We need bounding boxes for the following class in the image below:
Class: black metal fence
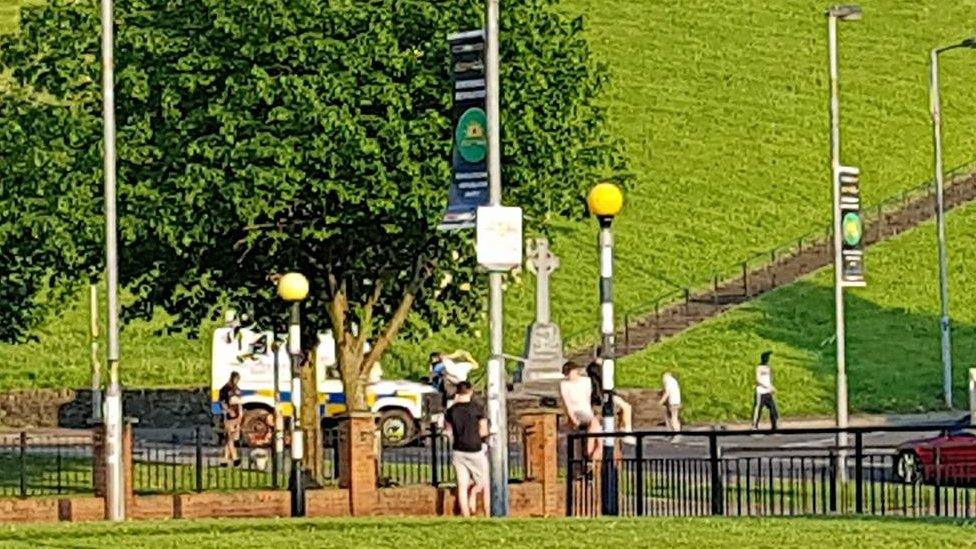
[0,431,94,497]
[0,421,529,498]
[379,423,526,487]
[567,424,976,519]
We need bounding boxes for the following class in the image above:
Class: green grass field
[0,517,973,548]
[2,0,976,401]
[618,201,976,422]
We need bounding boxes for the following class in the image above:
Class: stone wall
[0,387,212,429]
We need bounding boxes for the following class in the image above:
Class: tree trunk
[339,343,369,412]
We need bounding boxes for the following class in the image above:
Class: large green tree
[0,0,622,410]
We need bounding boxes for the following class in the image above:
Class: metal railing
[132,426,343,494]
[567,423,976,519]
[0,431,94,497]
[379,423,526,487]
[564,160,976,354]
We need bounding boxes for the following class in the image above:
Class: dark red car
[895,423,976,484]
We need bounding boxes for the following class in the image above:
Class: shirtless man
[559,361,601,462]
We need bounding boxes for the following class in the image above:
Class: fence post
[709,432,723,516]
[430,422,440,487]
[271,426,279,490]
[654,301,661,342]
[195,426,203,493]
[635,434,645,516]
[828,449,837,513]
[935,447,942,516]
[742,262,748,296]
[19,431,27,498]
[854,432,863,514]
[565,434,574,517]
[712,275,719,305]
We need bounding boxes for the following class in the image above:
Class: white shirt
[662,374,681,406]
[559,376,593,416]
[755,365,773,395]
[442,357,475,383]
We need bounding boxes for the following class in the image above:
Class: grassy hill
[2,0,976,397]
[618,201,976,423]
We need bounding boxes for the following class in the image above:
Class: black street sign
[438,29,489,231]
[837,165,865,287]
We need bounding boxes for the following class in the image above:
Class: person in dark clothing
[444,381,489,517]
[586,356,636,445]
[219,371,243,465]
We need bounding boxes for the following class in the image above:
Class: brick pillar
[338,413,377,516]
[123,422,134,509]
[518,409,560,516]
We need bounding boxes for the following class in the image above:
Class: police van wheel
[242,408,274,448]
[379,409,416,448]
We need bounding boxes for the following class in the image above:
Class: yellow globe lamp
[587,183,624,218]
[277,272,310,302]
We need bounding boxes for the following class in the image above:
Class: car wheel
[379,409,417,448]
[241,408,274,448]
[895,451,923,484]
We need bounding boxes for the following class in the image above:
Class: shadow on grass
[745,281,976,415]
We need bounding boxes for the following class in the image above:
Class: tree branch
[360,253,431,376]
[354,280,383,354]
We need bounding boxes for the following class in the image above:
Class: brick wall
[306,488,350,517]
[0,498,59,523]
[174,491,290,519]
[58,498,105,522]
[130,495,175,521]
[0,409,564,524]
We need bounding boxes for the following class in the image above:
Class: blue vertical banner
[439,30,490,231]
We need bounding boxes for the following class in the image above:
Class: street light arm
[936,37,976,55]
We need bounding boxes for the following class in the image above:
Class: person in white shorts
[560,361,601,462]
[660,371,682,441]
[444,381,489,517]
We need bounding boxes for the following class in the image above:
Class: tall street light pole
[826,4,861,479]
[930,37,976,410]
[100,0,125,522]
[485,0,510,517]
[278,273,309,517]
[587,183,623,516]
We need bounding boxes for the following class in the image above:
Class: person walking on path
[444,381,490,517]
[752,350,779,430]
[659,371,682,441]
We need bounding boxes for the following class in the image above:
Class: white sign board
[476,206,523,271]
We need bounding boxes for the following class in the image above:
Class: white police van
[211,324,442,447]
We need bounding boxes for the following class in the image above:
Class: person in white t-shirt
[659,372,682,437]
[560,361,601,462]
[752,350,779,430]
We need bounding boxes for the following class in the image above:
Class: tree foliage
[0,0,623,410]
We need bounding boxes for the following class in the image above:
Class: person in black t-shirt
[444,381,489,517]
[587,355,636,445]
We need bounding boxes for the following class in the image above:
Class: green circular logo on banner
[455,107,488,163]
[842,212,863,247]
